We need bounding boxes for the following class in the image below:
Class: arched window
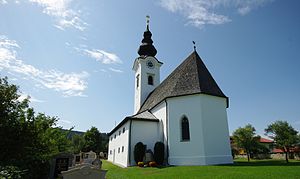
[148,75,153,85]
[181,116,190,141]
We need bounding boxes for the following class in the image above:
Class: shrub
[0,166,25,179]
[137,162,144,167]
[134,142,146,164]
[154,141,164,165]
[149,161,157,167]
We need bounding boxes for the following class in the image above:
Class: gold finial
[146,15,150,30]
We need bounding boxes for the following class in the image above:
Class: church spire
[137,15,157,57]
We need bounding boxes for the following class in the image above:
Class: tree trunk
[247,152,250,162]
[285,147,289,163]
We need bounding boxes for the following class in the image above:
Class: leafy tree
[71,134,85,153]
[83,126,102,153]
[265,120,299,163]
[100,133,109,153]
[0,76,72,178]
[232,124,260,162]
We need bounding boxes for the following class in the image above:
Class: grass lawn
[102,159,300,179]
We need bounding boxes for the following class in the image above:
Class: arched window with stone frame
[181,116,190,141]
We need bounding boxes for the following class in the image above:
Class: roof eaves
[108,111,159,136]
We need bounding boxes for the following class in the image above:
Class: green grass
[102,159,300,179]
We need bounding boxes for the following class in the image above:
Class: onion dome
[137,16,157,57]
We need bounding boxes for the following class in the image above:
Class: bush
[134,142,146,164]
[149,161,157,167]
[154,141,164,165]
[0,166,25,179]
[137,162,144,167]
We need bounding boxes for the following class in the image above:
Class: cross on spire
[137,15,157,57]
[146,15,150,30]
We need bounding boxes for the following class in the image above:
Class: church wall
[151,101,167,161]
[167,94,232,165]
[167,95,206,165]
[200,94,233,165]
[130,120,160,165]
[107,121,130,167]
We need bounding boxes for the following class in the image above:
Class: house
[107,19,233,167]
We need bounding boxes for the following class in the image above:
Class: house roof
[108,110,159,136]
[260,137,273,143]
[139,51,228,112]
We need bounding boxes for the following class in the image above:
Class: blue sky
[1,0,300,136]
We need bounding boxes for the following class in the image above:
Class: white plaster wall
[130,120,160,165]
[134,63,142,113]
[107,122,130,167]
[151,101,167,161]
[200,95,233,165]
[167,94,232,165]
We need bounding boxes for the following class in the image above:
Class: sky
[1,0,300,136]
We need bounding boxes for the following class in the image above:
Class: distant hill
[62,129,109,144]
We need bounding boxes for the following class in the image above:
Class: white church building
[107,20,233,167]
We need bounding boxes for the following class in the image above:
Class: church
[107,19,233,167]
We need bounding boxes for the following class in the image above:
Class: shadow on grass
[156,165,176,169]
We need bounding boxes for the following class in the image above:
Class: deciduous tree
[265,120,299,163]
[233,124,260,162]
[83,126,102,153]
[0,76,72,178]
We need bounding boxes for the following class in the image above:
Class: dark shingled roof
[139,51,228,112]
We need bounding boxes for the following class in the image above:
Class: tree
[0,76,72,178]
[71,134,85,153]
[265,120,299,163]
[232,124,260,162]
[83,126,102,153]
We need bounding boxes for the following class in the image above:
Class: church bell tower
[133,16,163,114]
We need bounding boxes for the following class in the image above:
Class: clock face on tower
[146,60,154,69]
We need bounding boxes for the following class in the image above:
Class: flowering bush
[137,162,144,167]
[149,161,157,167]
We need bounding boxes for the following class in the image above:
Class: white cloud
[59,119,71,124]
[109,67,123,73]
[0,35,89,97]
[238,6,251,15]
[0,0,7,5]
[84,49,122,64]
[159,0,273,28]
[74,46,122,64]
[29,0,87,31]
[57,119,73,129]
[18,93,45,103]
